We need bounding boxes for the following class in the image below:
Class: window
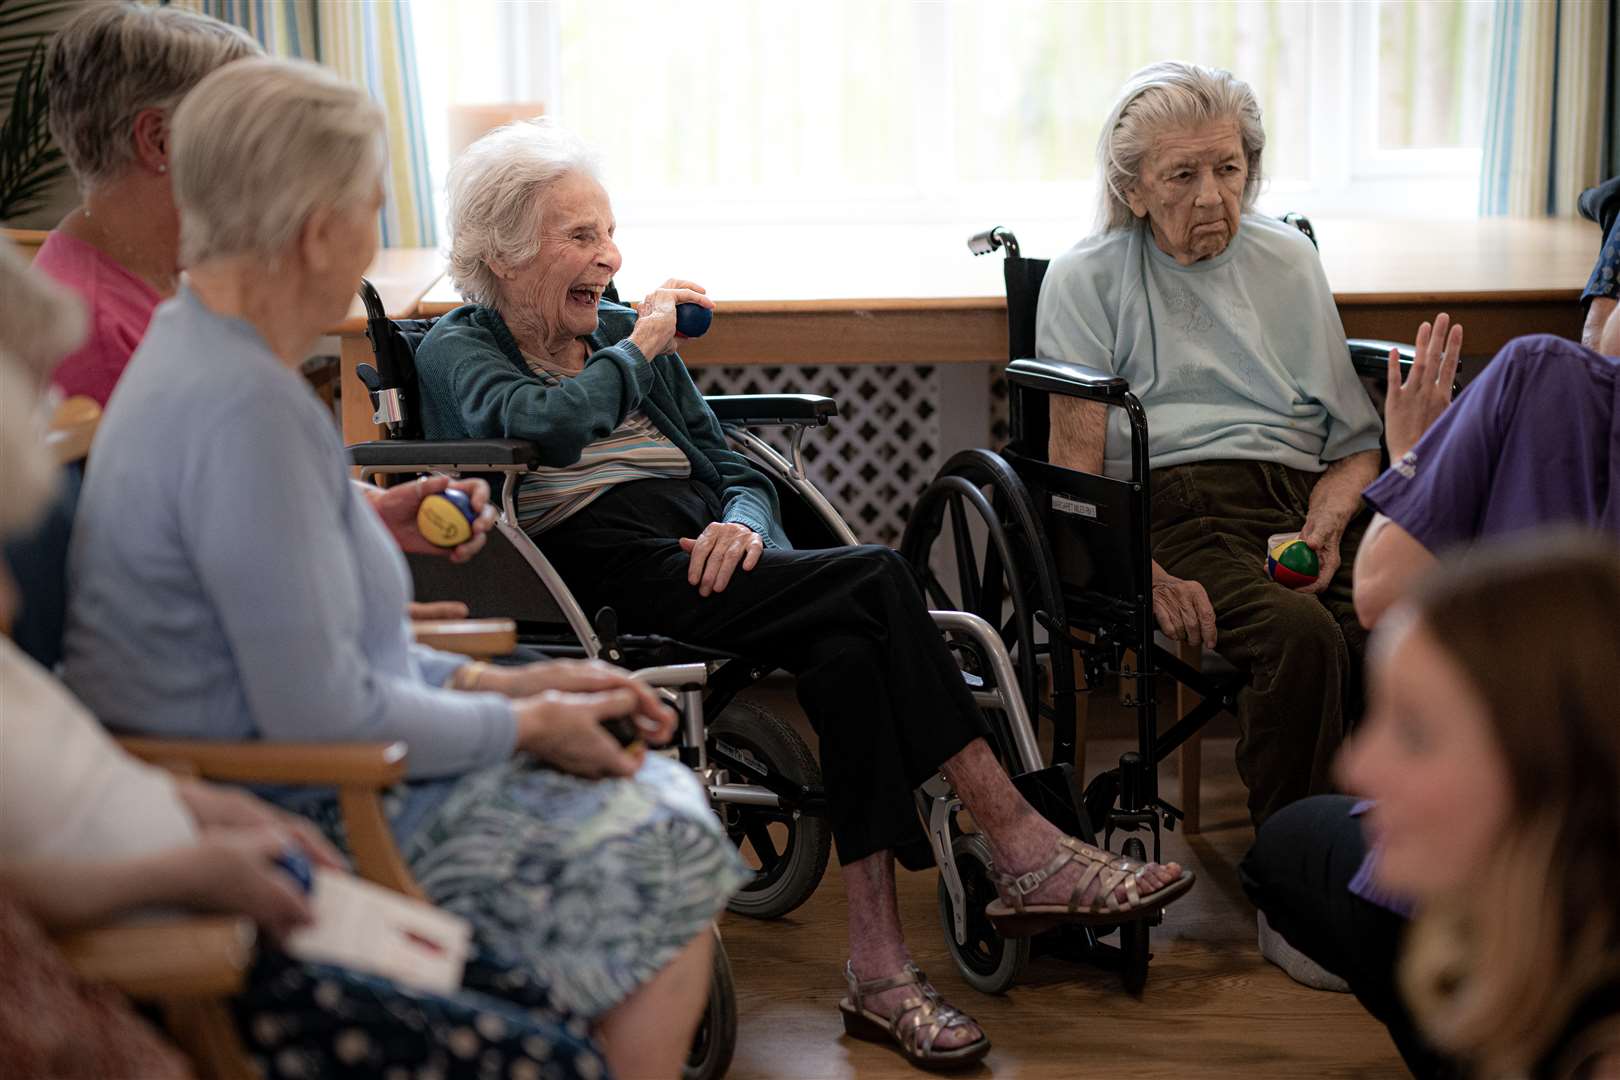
[412,0,1497,232]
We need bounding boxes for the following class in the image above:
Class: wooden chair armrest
[117,738,408,786]
[412,618,517,657]
[55,917,256,1000]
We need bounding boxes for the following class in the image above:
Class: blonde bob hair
[45,2,260,191]
[1397,532,1620,1077]
[445,118,601,309]
[1094,60,1266,234]
[170,58,385,266]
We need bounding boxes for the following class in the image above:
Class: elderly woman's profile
[414,117,1196,1067]
[1038,61,1388,831]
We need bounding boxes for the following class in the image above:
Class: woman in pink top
[35,3,259,406]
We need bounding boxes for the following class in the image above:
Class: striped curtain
[1479,0,1613,217]
[164,0,436,247]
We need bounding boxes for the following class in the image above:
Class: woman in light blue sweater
[61,59,742,1080]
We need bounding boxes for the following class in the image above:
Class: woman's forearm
[0,850,205,931]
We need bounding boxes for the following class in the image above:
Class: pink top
[33,231,163,407]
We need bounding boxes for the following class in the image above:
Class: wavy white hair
[1094,61,1266,234]
[445,118,602,309]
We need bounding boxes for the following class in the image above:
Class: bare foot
[849,962,984,1052]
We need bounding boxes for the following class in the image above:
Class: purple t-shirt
[1349,334,1618,914]
[1363,333,1619,547]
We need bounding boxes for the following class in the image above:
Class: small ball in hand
[1266,538,1320,588]
[417,487,476,548]
[675,303,712,339]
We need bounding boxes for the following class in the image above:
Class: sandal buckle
[1012,869,1045,895]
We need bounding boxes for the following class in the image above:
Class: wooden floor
[717,721,1407,1079]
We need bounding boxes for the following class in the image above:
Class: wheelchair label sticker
[1052,494,1099,519]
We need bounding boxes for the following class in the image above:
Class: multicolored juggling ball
[1266,537,1320,588]
[417,487,477,548]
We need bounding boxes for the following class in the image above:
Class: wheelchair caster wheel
[710,701,831,920]
[1118,837,1151,994]
[938,833,1030,995]
[684,930,737,1080]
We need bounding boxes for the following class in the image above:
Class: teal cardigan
[415,301,788,549]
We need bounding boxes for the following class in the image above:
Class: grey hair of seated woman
[1094,60,1267,233]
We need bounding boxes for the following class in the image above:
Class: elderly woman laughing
[416,119,1195,1069]
[1039,62,1387,830]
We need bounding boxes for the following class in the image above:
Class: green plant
[0,0,71,221]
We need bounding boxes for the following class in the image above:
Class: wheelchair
[897,217,1423,995]
[344,279,1089,1065]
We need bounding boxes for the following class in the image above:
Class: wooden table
[333,247,446,449]
[360,217,1599,448]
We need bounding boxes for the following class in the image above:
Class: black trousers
[540,479,989,866]
[1239,795,1460,1078]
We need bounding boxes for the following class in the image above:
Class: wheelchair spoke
[947,496,982,614]
[743,819,785,875]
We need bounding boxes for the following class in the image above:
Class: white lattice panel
[695,365,940,546]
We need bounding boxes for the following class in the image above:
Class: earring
[158,164,167,174]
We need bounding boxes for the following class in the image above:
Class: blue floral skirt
[399,753,747,1018]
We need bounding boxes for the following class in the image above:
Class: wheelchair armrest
[1348,339,1416,381]
[1006,357,1131,401]
[348,439,542,469]
[705,394,838,426]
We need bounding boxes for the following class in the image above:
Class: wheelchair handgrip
[1006,357,1130,400]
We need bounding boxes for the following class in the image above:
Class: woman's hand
[481,659,675,730]
[173,777,346,871]
[187,825,318,941]
[364,476,497,564]
[1385,313,1463,463]
[680,521,763,596]
[513,688,660,779]
[629,278,714,360]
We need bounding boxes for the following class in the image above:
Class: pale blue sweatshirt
[63,288,516,791]
[1035,213,1383,479]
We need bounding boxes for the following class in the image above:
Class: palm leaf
[0,37,64,220]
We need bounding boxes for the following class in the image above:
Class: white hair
[170,58,385,266]
[1094,61,1266,233]
[0,241,87,537]
[45,2,261,191]
[446,118,602,308]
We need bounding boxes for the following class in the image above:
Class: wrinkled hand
[1385,313,1462,463]
[190,826,318,940]
[629,278,713,360]
[514,688,654,779]
[680,521,763,596]
[1296,516,1346,595]
[1150,561,1217,647]
[485,659,676,741]
[174,778,346,871]
[367,476,496,564]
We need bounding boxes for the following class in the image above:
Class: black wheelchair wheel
[937,832,1030,995]
[709,700,831,920]
[684,930,737,1080]
[899,448,1077,767]
[1118,837,1151,994]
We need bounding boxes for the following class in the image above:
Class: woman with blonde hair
[1334,532,1620,1077]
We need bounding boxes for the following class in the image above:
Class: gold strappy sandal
[985,835,1195,937]
[838,961,990,1071]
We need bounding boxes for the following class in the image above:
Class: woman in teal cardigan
[419,119,1196,1071]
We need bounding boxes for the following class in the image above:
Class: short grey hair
[170,58,385,266]
[45,2,261,191]
[1095,61,1266,233]
[0,241,86,537]
[446,118,601,308]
